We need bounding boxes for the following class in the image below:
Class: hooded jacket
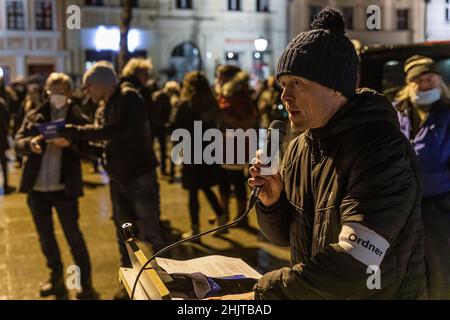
[254,88,426,299]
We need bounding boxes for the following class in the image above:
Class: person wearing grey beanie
[214,8,426,300]
[61,60,169,300]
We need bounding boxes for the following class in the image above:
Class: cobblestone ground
[0,159,290,300]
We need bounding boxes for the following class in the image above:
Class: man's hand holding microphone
[248,149,283,208]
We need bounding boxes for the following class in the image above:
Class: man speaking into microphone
[218,8,427,300]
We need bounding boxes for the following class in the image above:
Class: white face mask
[50,94,67,109]
[411,87,441,106]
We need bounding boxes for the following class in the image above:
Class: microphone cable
[130,192,260,300]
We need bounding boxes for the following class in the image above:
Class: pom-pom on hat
[276,7,359,98]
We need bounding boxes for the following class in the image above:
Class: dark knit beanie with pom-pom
[276,7,359,98]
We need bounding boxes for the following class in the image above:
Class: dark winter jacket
[0,98,9,152]
[254,88,426,299]
[172,100,220,189]
[15,101,91,197]
[61,80,158,184]
[396,98,450,198]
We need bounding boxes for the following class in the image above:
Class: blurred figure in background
[395,55,450,300]
[215,65,257,228]
[0,93,13,194]
[257,76,284,128]
[120,58,163,172]
[172,71,226,239]
[72,87,102,173]
[15,73,98,299]
[152,81,180,176]
[164,81,181,183]
[9,78,27,138]
[61,61,168,300]
[0,76,16,194]
[14,76,45,168]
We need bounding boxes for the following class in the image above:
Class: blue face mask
[411,87,441,106]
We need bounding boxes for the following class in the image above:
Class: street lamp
[254,37,269,81]
[254,37,268,52]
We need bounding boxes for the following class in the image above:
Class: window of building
[229,0,241,11]
[341,6,353,30]
[256,0,269,12]
[176,0,192,9]
[396,9,409,30]
[309,5,322,26]
[35,0,53,30]
[6,0,25,30]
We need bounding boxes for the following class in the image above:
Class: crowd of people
[0,55,286,300]
[0,7,449,301]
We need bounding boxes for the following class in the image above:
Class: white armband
[338,223,390,267]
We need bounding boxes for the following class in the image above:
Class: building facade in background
[289,0,428,46]
[427,0,450,40]
[1,1,448,84]
[65,0,289,85]
[0,0,68,83]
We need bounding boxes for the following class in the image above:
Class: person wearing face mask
[395,55,450,300]
[15,73,99,300]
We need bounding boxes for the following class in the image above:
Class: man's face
[86,83,106,103]
[47,83,71,99]
[279,75,341,132]
[410,73,441,92]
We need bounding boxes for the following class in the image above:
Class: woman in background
[172,71,226,239]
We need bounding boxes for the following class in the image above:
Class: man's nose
[281,89,294,103]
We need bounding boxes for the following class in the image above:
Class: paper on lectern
[155,255,262,279]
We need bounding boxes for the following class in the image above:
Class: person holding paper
[215,8,427,300]
[15,73,98,300]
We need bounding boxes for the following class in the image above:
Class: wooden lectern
[118,223,171,300]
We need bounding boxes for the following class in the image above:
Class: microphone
[128,120,287,299]
[249,120,287,209]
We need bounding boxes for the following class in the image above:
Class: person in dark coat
[395,55,450,300]
[0,95,13,194]
[120,58,164,174]
[214,8,426,300]
[172,71,226,238]
[15,73,98,299]
[152,81,180,176]
[60,61,168,300]
[215,65,257,228]
[14,76,46,168]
